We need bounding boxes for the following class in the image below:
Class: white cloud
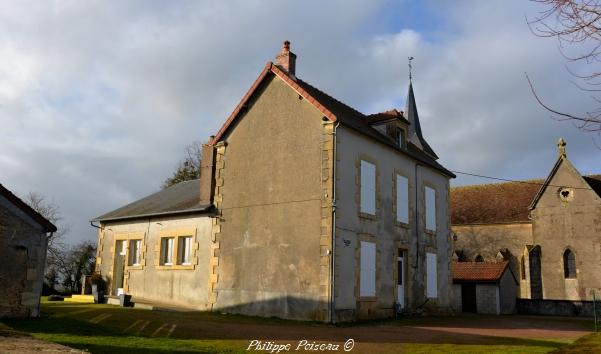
[0,0,599,244]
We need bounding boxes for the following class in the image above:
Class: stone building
[0,183,57,318]
[94,41,455,322]
[452,139,601,301]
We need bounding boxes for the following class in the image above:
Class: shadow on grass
[1,301,588,353]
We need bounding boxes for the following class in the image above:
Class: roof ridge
[451,178,545,190]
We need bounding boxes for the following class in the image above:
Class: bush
[89,273,106,291]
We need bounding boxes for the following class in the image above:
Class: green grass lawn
[0,298,597,354]
[552,332,601,353]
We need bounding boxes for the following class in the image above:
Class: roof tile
[453,261,509,282]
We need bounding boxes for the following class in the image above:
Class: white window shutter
[396,175,409,223]
[360,161,376,214]
[360,241,376,297]
[425,186,436,231]
[426,252,438,298]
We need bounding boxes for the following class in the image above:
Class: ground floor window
[360,241,376,297]
[128,239,141,266]
[177,236,192,265]
[160,237,174,265]
[426,252,438,298]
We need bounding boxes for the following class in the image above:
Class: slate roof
[405,82,438,159]
[211,62,455,178]
[295,78,454,177]
[453,261,509,283]
[93,179,212,222]
[0,183,57,232]
[451,174,601,225]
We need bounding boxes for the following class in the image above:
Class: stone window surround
[355,233,379,302]
[356,155,380,221]
[392,169,411,228]
[155,228,198,270]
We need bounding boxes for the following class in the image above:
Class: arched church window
[563,249,576,279]
[475,255,484,262]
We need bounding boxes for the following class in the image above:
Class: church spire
[405,81,438,159]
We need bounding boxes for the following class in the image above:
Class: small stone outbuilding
[451,261,517,315]
[0,183,57,318]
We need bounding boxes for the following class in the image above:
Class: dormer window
[396,127,406,148]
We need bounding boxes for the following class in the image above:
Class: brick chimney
[199,140,216,205]
[275,40,296,76]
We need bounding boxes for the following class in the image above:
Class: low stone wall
[517,298,598,317]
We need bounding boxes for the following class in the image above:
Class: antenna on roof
[408,56,414,81]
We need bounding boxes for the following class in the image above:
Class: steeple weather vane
[408,56,414,81]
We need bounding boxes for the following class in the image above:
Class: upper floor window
[425,186,436,231]
[396,175,409,223]
[360,160,376,215]
[563,249,576,279]
[396,128,406,148]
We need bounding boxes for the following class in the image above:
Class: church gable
[530,139,601,211]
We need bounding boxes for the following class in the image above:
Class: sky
[1,0,600,245]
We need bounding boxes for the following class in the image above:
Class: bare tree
[25,192,69,257]
[162,141,203,189]
[24,192,69,293]
[527,0,601,133]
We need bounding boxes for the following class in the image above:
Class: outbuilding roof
[0,183,57,233]
[93,179,212,222]
[452,261,510,283]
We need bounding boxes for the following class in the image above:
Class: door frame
[395,248,408,311]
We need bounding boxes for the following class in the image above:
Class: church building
[452,139,601,301]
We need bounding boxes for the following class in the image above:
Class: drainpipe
[330,121,340,324]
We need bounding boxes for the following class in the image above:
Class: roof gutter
[92,206,214,223]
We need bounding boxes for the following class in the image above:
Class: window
[360,241,376,297]
[397,128,406,148]
[475,254,484,262]
[177,236,192,265]
[128,239,141,266]
[360,160,376,215]
[160,237,174,265]
[563,249,576,278]
[425,186,436,231]
[426,252,437,298]
[396,175,409,224]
